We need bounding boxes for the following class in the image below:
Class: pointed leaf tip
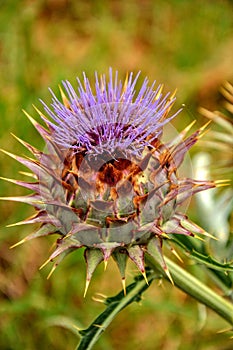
[84,248,104,296]
[10,238,26,249]
[39,257,51,270]
[47,264,57,279]
[84,279,90,298]
[104,260,108,271]
[122,278,126,296]
[123,72,129,93]
[180,120,197,138]
[169,88,177,101]
[128,245,146,278]
[112,249,128,283]
[147,237,167,271]
[142,271,149,285]
[170,247,184,263]
[59,85,70,108]
[200,120,212,132]
[164,267,174,285]
[155,84,164,101]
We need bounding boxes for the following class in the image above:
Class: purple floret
[40,68,180,157]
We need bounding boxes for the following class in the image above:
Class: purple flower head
[40,68,180,158]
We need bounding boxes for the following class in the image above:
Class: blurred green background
[0,1,232,349]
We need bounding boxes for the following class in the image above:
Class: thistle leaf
[171,235,233,272]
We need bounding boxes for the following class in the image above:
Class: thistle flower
[1,69,217,295]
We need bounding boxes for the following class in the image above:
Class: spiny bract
[2,69,217,295]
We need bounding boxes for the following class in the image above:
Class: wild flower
[1,69,217,295]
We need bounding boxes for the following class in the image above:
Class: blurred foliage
[0,1,233,349]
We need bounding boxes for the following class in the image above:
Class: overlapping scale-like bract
[1,69,217,295]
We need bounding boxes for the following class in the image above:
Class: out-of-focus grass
[0,1,233,349]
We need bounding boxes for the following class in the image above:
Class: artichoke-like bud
[1,69,217,295]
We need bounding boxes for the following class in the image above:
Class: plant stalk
[76,271,157,350]
[146,254,233,325]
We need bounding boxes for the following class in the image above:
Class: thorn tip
[122,278,126,296]
[84,280,90,298]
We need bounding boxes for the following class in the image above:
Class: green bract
[1,70,217,295]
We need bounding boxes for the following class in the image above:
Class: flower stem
[146,254,233,325]
[76,271,157,350]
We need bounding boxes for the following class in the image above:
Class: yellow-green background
[0,1,232,349]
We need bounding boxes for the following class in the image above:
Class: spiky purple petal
[40,68,179,157]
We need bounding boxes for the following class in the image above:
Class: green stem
[146,254,233,325]
[76,256,232,350]
[76,272,157,350]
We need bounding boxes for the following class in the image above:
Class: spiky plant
[1,69,217,295]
